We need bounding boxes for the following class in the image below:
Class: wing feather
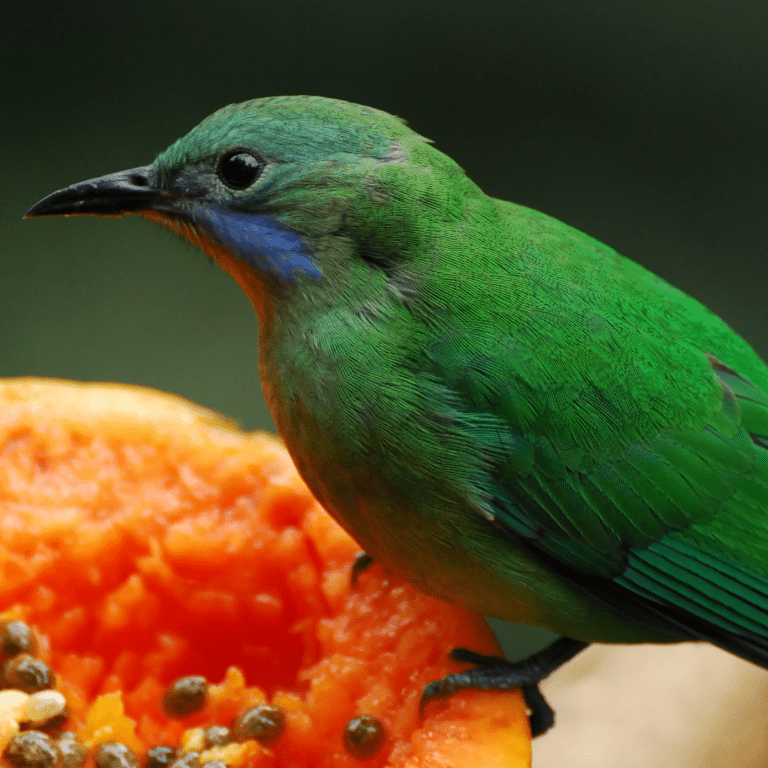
[482,352,768,659]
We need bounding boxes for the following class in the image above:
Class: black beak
[25,165,170,218]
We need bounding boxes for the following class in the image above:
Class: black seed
[162,676,208,718]
[168,752,199,768]
[3,731,62,768]
[56,733,86,768]
[0,621,37,659]
[3,655,55,692]
[343,715,385,760]
[202,726,230,748]
[231,704,285,746]
[22,712,69,734]
[144,746,177,768]
[94,742,138,768]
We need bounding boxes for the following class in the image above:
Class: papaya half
[0,379,530,768]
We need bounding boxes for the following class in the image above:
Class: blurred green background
[4,0,768,659]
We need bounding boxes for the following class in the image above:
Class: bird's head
[27,96,472,318]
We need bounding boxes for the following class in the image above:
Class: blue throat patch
[193,205,322,283]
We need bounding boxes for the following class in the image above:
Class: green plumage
[27,96,768,666]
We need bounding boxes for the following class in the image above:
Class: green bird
[27,96,768,734]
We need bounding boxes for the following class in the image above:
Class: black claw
[350,552,374,586]
[419,637,589,737]
[419,679,450,716]
[449,647,508,667]
[521,684,554,737]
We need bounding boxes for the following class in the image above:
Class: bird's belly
[261,358,674,645]
[344,491,676,644]
[282,433,672,644]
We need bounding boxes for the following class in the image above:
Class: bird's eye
[218,151,263,190]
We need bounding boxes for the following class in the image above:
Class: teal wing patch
[472,351,768,656]
[487,355,760,573]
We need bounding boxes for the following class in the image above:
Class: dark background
[3,2,768,657]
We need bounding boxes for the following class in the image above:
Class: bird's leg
[420,637,589,737]
[350,551,374,586]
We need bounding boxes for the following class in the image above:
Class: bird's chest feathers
[258,300,499,543]
[261,303,415,467]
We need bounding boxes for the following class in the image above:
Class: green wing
[443,344,768,661]
[495,358,768,572]
[424,203,768,662]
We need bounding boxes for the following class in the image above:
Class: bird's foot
[420,637,589,737]
[350,551,374,586]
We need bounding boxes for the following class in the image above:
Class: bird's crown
[155,95,422,176]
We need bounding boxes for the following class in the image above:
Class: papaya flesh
[0,379,530,768]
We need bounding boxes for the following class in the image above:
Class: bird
[26,96,768,735]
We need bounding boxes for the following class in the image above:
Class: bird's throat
[192,206,321,284]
